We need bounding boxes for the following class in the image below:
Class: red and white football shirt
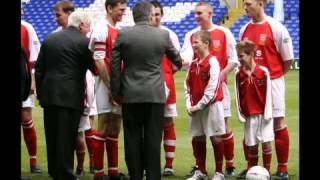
[160,26,181,105]
[21,20,40,69]
[239,16,294,79]
[180,25,238,83]
[185,55,223,110]
[89,20,119,75]
[235,65,273,122]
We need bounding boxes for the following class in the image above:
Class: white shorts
[189,102,226,137]
[22,95,35,108]
[244,115,274,146]
[271,76,285,118]
[85,71,98,117]
[164,103,177,118]
[78,115,91,132]
[222,82,231,118]
[95,76,121,115]
[89,96,98,116]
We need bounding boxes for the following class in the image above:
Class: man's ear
[107,5,113,13]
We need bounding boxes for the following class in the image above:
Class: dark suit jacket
[35,26,95,111]
[110,21,182,103]
[21,47,31,102]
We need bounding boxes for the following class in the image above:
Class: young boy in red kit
[184,30,225,180]
[235,40,274,178]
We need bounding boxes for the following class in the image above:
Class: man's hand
[187,106,199,116]
[220,70,227,82]
[31,72,37,97]
[108,92,121,106]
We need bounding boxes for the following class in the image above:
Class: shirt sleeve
[27,23,40,62]
[88,22,107,61]
[273,20,294,61]
[168,29,181,51]
[225,28,239,65]
[196,57,221,110]
[184,70,192,109]
[180,31,194,65]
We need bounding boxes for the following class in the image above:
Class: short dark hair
[53,0,75,13]
[150,0,163,16]
[236,40,256,55]
[132,1,153,23]
[193,30,212,46]
[105,0,128,12]
[257,0,268,4]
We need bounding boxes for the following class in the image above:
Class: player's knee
[262,142,272,150]
[21,114,33,123]
[210,136,223,144]
[273,117,286,130]
[194,135,206,142]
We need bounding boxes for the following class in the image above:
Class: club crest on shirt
[259,34,267,45]
[201,72,209,81]
[212,40,221,52]
[256,79,265,86]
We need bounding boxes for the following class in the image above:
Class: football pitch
[21,70,299,180]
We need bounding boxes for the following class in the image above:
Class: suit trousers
[43,106,82,180]
[122,103,165,180]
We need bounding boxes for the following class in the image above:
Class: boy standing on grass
[184,30,225,180]
[235,40,274,178]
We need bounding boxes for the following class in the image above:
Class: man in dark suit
[35,11,95,180]
[110,2,182,180]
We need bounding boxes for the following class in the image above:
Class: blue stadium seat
[22,0,299,59]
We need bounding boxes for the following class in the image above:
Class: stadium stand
[22,0,299,59]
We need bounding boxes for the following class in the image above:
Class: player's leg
[76,114,92,177]
[210,136,225,179]
[86,90,98,173]
[92,77,112,179]
[105,113,127,179]
[272,77,289,179]
[21,96,41,173]
[189,109,208,176]
[237,115,260,179]
[93,113,108,179]
[85,115,97,174]
[262,142,272,171]
[187,135,207,180]
[221,83,235,176]
[208,102,226,179]
[274,117,290,179]
[163,117,176,176]
[186,137,200,178]
[162,102,177,176]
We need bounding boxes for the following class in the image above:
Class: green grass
[21,70,299,179]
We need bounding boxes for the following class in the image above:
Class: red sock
[22,119,37,166]
[243,139,249,161]
[93,132,106,177]
[163,122,176,169]
[106,135,119,177]
[212,141,224,173]
[263,146,272,171]
[222,132,234,169]
[85,128,96,168]
[275,127,290,172]
[192,137,207,174]
[248,147,259,169]
[76,135,86,170]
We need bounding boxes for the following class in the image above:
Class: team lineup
[21,0,294,180]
